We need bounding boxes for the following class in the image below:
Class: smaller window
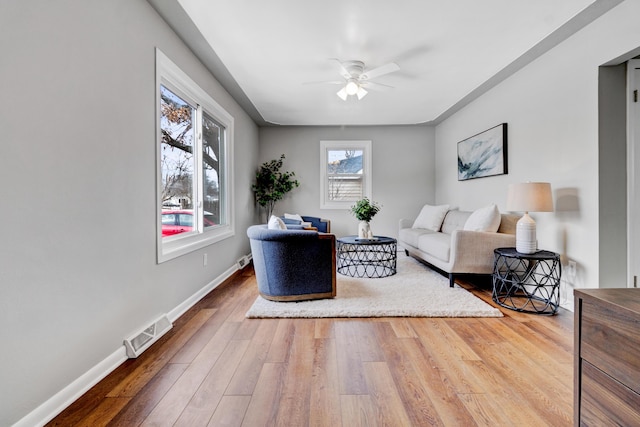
[320,140,372,209]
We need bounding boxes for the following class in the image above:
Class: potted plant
[350,197,381,238]
[252,154,300,220]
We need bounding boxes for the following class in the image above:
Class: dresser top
[575,288,640,314]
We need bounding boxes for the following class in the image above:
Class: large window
[156,49,234,262]
[320,140,372,209]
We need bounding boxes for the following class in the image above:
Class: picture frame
[457,123,508,181]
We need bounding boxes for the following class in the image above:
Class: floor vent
[124,314,172,358]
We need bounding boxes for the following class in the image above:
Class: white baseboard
[168,264,237,322]
[13,263,240,427]
[13,347,128,427]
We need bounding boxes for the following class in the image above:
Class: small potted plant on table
[350,197,381,238]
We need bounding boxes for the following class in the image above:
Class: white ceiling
[153,0,615,126]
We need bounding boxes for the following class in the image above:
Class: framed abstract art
[457,123,508,181]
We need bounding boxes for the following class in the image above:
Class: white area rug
[246,255,502,318]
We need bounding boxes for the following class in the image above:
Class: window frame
[319,140,372,209]
[156,48,234,263]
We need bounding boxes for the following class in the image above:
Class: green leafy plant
[252,154,300,219]
[350,197,381,222]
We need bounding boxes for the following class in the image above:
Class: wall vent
[124,314,172,358]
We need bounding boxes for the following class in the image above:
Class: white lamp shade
[506,182,553,213]
[336,87,348,101]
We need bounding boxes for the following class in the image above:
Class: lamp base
[515,213,537,254]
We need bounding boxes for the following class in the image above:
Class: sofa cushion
[399,227,436,248]
[464,204,501,232]
[440,210,472,234]
[412,204,450,231]
[418,232,451,262]
[497,214,520,234]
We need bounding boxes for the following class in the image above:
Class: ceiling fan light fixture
[345,79,359,95]
[325,59,401,102]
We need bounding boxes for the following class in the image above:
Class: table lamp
[506,182,554,254]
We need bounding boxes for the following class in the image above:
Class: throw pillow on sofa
[463,204,501,232]
[412,204,450,231]
[283,213,313,228]
[284,213,304,222]
[268,215,287,230]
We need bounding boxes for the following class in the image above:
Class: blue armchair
[247,225,336,301]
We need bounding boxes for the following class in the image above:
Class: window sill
[158,226,234,263]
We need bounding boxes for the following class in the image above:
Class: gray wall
[0,1,258,425]
[258,125,436,239]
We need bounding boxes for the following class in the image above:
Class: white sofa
[398,205,520,287]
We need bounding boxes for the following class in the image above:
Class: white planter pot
[358,221,370,238]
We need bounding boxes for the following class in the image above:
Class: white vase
[358,221,370,238]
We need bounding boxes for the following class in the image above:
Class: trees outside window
[160,85,195,212]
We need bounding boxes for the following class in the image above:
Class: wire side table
[336,236,397,278]
[492,247,561,315]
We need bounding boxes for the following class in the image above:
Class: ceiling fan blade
[303,80,344,85]
[360,62,400,80]
[361,81,394,90]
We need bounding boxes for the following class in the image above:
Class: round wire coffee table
[336,236,397,278]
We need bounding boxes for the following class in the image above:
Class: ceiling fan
[311,59,400,100]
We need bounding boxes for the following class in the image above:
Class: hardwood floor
[48,263,574,426]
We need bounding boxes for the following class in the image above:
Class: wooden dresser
[574,289,640,426]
